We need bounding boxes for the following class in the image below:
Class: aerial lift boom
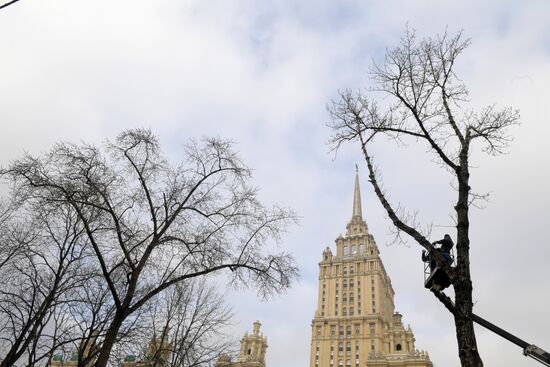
[424,266,550,365]
[471,312,550,366]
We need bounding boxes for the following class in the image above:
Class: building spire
[352,165,362,220]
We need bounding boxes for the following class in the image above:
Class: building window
[346,326,352,338]
[351,244,356,254]
[396,344,402,351]
[346,342,351,355]
[343,266,348,275]
[355,324,360,335]
[343,246,349,256]
[346,359,351,366]
[342,307,347,316]
[349,307,354,316]
[338,342,343,355]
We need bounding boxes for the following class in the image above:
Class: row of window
[314,339,377,367]
[323,261,379,277]
[342,243,368,256]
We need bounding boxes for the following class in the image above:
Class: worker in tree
[422,234,454,272]
[433,234,454,266]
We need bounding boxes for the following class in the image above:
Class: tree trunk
[454,281,483,366]
[94,313,125,367]
[453,139,483,367]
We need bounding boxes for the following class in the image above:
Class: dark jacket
[434,237,454,253]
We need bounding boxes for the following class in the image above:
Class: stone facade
[309,172,432,367]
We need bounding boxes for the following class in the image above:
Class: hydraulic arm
[472,313,550,366]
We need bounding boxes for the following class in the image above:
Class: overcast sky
[2,1,550,366]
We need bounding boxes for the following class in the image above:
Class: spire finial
[352,167,362,219]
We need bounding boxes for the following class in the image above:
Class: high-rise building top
[310,171,432,367]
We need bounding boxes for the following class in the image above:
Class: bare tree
[328,29,519,367]
[0,202,88,367]
[120,279,233,367]
[1,129,298,367]
[0,198,24,272]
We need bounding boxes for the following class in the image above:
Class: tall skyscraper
[309,172,432,367]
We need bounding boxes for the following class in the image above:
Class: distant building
[49,331,170,367]
[309,172,432,367]
[49,333,98,367]
[216,321,268,367]
[121,331,171,367]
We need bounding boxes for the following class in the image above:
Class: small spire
[253,321,261,336]
[352,168,362,220]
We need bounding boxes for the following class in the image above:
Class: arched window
[338,360,343,366]
[343,246,349,255]
[360,243,366,253]
[396,344,402,351]
[346,359,351,366]
[342,307,347,316]
[351,244,356,253]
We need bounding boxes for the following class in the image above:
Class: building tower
[309,172,432,367]
[216,321,268,367]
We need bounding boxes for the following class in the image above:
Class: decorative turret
[236,321,268,366]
